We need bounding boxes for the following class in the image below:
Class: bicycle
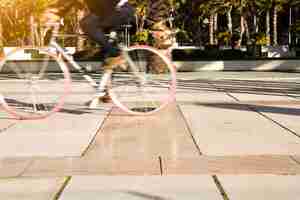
[0,22,177,120]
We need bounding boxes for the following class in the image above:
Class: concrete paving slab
[218,175,300,200]
[0,108,108,157]
[179,104,300,155]
[0,177,65,200]
[3,155,300,177]
[60,175,222,200]
[84,103,199,159]
[21,157,160,177]
[162,156,300,175]
[0,158,31,177]
[176,90,235,104]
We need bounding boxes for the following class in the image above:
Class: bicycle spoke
[0,47,71,119]
[110,46,176,115]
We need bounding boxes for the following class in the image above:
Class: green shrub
[131,30,154,45]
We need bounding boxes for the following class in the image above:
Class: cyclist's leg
[79,7,135,106]
[80,13,115,58]
[79,4,135,60]
[79,14,113,106]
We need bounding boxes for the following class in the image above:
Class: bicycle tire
[109,45,176,115]
[0,47,71,120]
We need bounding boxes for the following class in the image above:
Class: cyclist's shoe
[88,91,112,109]
[99,92,112,103]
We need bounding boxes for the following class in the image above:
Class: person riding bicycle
[42,0,135,105]
[45,0,134,62]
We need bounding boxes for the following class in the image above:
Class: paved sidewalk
[0,71,300,199]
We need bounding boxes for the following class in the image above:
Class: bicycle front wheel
[109,45,176,115]
[0,47,71,120]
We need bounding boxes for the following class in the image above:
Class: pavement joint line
[0,122,16,134]
[80,107,113,157]
[158,156,163,176]
[3,155,300,177]
[212,175,230,200]
[210,82,226,93]
[176,104,203,156]
[225,92,240,102]
[290,156,300,166]
[16,159,35,178]
[52,176,72,200]
[184,90,233,200]
[252,109,300,139]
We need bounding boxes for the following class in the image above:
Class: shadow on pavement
[177,79,300,96]
[195,102,300,116]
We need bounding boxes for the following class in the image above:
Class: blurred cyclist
[44,0,134,64]
[42,0,135,105]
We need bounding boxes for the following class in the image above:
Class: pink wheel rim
[0,47,72,120]
[109,45,176,116]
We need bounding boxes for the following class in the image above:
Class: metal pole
[125,25,128,47]
[123,24,132,47]
[289,7,292,45]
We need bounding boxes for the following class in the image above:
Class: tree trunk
[209,14,214,45]
[266,10,271,46]
[226,6,233,47]
[227,6,233,34]
[0,15,3,57]
[244,16,250,44]
[29,15,35,46]
[254,14,258,33]
[147,0,172,73]
[76,9,86,51]
[0,13,3,46]
[273,5,278,46]
[238,14,245,47]
[213,13,218,45]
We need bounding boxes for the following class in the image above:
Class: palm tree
[147,0,173,73]
[0,6,4,52]
[273,0,288,46]
[256,0,273,46]
[129,0,148,32]
[223,1,234,35]
[129,0,173,73]
[76,9,86,51]
[288,0,300,45]
[198,0,223,45]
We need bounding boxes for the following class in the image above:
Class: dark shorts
[81,3,135,32]
[79,3,135,56]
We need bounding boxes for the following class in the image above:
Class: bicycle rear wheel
[0,47,71,120]
[109,45,176,115]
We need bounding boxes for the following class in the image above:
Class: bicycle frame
[43,21,164,96]
[51,40,110,89]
